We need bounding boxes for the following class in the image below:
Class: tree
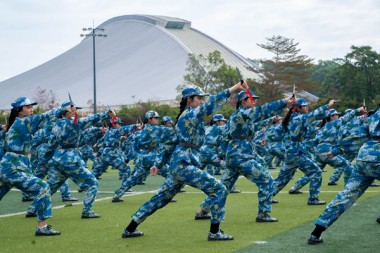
[256,35,319,100]
[339,46,380,105]
[181,51,241,94]
[311,60,342,98]
[32,86,60,110]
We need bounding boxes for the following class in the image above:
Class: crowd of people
[0,82,379,244]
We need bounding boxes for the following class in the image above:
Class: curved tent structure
[0,14,260,110]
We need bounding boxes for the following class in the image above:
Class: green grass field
[0,167,379,253]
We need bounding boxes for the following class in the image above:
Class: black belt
[234,135,252,141]
[61,145,77,149]
[179,142,200,151]
[372,136,380,140]
[8,150,30,155]
[145,146,157,151]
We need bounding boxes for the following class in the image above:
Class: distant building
[0,14,261,110]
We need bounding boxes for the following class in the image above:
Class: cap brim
[76,106,83,109]
[26,102,38,106]
[241,95,259,101]
[198,93,210,97]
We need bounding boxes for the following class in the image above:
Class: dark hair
[175,95,195,125]
[282,106,295,131]
[318,118,327,128]
[366,107,380,117]
[235,97,248,110]
[6,107,23,132]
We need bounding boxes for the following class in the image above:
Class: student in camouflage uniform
[197,113,241,196]
[92,117,137,197]
[307,106,379,245]
[158,116,178,177]
[264,116,286,170]
[78,126,104,167]
[272,98,336,205]
[121,82,247,241]
[251,117,278,167]
[328,110,375,185]
[221,90,291,222]
[26,101,114,219]
[23,121,78,202]
[0,124,6,160]
[314,108,364,185]
[288,108,363,193]
[111,110,175,202]
[199,114,228,175]
[159,116,187,194]
[287,119,323,194]
[0,97,63,236]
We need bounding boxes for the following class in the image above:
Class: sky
[1,0,379,82]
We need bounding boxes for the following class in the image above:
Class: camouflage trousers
[273,152,323,202]
[316,152,353,185]
[315,161,380,228]
[224,151,274,214]
[131,148,227,225]
[0,152,52,221]
[291,153,353,191]
[28,156,99,215]
[92,148,131,194]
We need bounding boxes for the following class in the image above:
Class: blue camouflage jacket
[172,89,231,167]
[284,104,328,154]
[5,107,62,153]
[135,124,176,168]
[226,99,287,160]
[356,108,380,162]
[47,112,109,164]
[314,109,360,153]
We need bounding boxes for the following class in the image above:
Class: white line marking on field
[0,190,157,218]
[2,185,379,218]
[254,241,268,244]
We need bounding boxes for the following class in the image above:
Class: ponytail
[6,107,22,132]
[175,96,195,125]
[319,118,327,129]
[236,98,247,110]
[282,106,295,131]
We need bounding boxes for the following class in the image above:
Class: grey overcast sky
[1,0,379,82]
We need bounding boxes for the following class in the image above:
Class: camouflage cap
[326,109,341,118]
[237,90,259,102]
[145,110,160,119]
[296,98,310,107]
[182,86,210,98]
[11,97,37,108]
[61,101,83,109]
[162,116,173,123]
[212,114,227,122]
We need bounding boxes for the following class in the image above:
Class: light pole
[80,27,107,113]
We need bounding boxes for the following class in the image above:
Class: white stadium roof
[0,14,261,110]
